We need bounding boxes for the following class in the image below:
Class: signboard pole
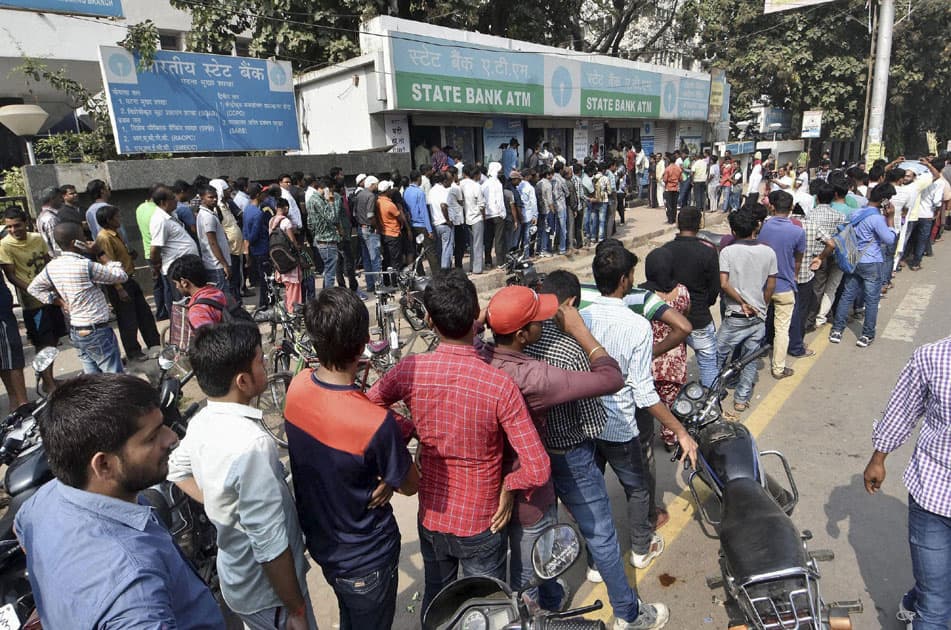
[865,0,894,162]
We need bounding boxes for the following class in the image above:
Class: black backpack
[268,227,300,274]
[192,297,256,326]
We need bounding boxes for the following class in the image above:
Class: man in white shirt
[482,162,508,267]
[460,165,486,274]
[278,174,303,230]
[195,186,232,293]
[707,156,721,212]
[908,159,945,269]
[232,178,251,213]
[747,152,764,204]
[517,171,538,258]
[691,156,709,211]
[149,187,199,305]
[169,323,315,630]
[428,172,453,270]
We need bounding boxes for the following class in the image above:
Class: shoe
[815,316,827,327]
[856,335,872,348]
[614,601,670,629]
[126,351,147,362]
[829,330,842,344]
[586,567,603,583]
[898,593,916,630]
[356,290,369,301]
[771,367,794,380]
[630,533,665,569]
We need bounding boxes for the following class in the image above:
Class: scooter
[669,345,862,630]
[423,524,606,630]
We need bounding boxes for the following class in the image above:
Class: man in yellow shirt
[0,206,65,392]
[95,205,160,362]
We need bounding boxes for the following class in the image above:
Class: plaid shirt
[525,321,608,450]
[797,218,819,284]
[873,336,951,518]
[368,343,549,536]
[28,252,127,326]
[807,204,846,247]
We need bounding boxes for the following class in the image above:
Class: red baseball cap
[486,286,559,335]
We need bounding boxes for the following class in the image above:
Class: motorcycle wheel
[254,372,291,448]
[401,296,428,332]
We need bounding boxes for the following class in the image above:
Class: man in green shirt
[306,176,342,289]
[136,184,167,320]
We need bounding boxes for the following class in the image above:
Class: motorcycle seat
[719,478,808,585]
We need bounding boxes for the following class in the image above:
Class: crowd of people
[1,146,951,630]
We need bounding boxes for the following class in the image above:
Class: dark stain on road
[659,573,677,587]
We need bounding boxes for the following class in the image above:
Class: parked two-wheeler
[669,345,862,629]
[503,247,545,290]
[423,524,605,630]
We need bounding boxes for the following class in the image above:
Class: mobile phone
[73,239,91,253]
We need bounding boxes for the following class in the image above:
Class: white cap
[754,151,762,160]
[487,161,502,177]
[355,173,367,186]
[363,175,379,188]
[377,180,393,193]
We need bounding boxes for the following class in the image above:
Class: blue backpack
[832,207,878,274]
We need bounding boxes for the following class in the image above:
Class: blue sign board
[725,141,756,155]
[99,46,300,154]
[0,0,122,17]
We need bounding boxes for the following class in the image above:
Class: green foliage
[684,0,951,149]
[120,19,160,70]
[0,167,25,198]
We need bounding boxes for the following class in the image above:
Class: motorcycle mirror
[416,233,426,245]
[32,346,59,373]
[531,524,581,580]
[158,345,179,372]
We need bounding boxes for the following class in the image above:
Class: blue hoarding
[99,46,300,154]
[0,0,122,17]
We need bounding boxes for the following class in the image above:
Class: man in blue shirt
[172,179,198,239]
[404,170,439,276]
[757,191,806,379]
[501,138,519,175]
[822,184,897,347]
[15,374,225,629]
[242,183,272,308]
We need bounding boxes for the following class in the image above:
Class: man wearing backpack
[814,183,897,347]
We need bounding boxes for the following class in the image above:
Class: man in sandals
[716,209,777,412]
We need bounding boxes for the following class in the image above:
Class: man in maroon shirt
[368,269,550,616]
[481,285,623,611]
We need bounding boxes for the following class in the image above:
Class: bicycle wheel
[255,371,292,448]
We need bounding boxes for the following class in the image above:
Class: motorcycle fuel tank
[5,446,51,497]
[698,421,760,487]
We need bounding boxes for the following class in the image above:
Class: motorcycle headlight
[459,609,488,630]
[685,382,705,400]
[673,398,694,418]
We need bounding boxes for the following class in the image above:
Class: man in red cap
[480,285,625,611]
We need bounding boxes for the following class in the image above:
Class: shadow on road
[824,473,910,629]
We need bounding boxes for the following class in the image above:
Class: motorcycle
[423,523,606,630]
[504,247,545,290]
[669,345,862,630]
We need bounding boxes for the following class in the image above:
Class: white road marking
[881,284,936,341]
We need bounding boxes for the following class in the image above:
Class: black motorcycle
[504,247,545,290]
[669,345,862,630]
[423,524,605,630]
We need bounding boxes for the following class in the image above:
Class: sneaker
[586,567,604,583]
[856,335,872,348]
[614,601,670,629]
[829,330,842,344]
[630,533,665,569]
[897,595,916,630]
[356,290,369,301]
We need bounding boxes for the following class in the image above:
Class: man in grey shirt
[550,163,570,254]
[716,209,777,411]
[535,167,555,256]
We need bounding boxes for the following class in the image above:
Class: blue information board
[99,46,300,154]
[0,0,122,17]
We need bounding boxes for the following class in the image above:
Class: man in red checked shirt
[368,269,550,617]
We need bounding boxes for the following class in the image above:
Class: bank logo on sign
[551,67,573,108]
[269,64,287,86]
[102,49,138,85]
[108,54,132,78]
[663,82,677,114]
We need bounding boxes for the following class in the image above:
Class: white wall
[298,63,381,154]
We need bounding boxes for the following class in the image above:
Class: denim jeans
[418,523,507,615]
[716,316,766,403]
[905,494,951,629]
[687,321,719,388]
[435,224,454,269]
[336,237,360,291]
[70,326,123,374]
[581,200,592,240]
[678,179,691,207]
[152,273,169,321]
[911,218,934,267]
[832,262,882,339]
[206,267,229,294]
[634,408,658,525]
[249,254,271,308]
[553,205,567,253]
[538,213,552,253]
[469,221,485,273]
[329,552,400,630]
[316,243,338,288]
[520,222,535,258]
[358,226,381,291]
[595,202,608,240]
[594,438,652,554]
[549,441,639,622]
[693,182,707,211]
[508,505,564,610]
[880,239,897,286]
[788,279,815,356]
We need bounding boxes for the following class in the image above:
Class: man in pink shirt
[167,254,228,329]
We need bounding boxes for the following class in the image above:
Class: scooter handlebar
[542,619,605,630]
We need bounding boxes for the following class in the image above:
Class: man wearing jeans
[307,177,341,289]
[580,247,699,630]
[354,176,381,292]
[908,158,945,270]
[482,285,624,612]
[550,162,570,254]
[757,191,805,379]
[717,210,777,411]
[404,171,439,275]
[195,186,232,294]
[368,270,549,616]
[663,207,720,387]
[864,335,951,630]
[29,222,127,374]
[428,173,454,269]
